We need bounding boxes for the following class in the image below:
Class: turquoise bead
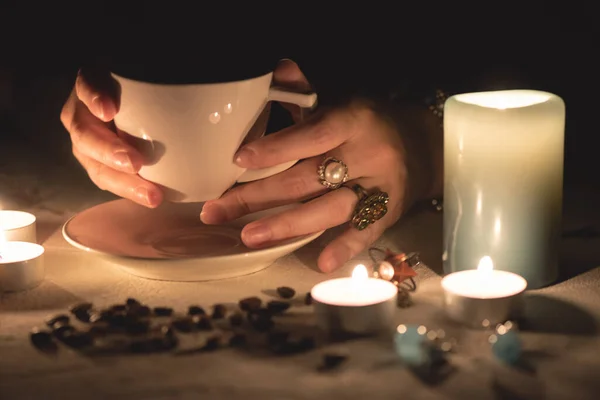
[394,325,428,367]
[491,329,522,365]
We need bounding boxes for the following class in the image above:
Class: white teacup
[112,71,317,202]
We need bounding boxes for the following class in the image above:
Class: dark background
[0,4,597,188]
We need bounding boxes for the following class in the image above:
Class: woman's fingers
[233,109,354,169]
[238,186,358,247]
[62,92,144,174]
[75,69,119,122]
[61,78,163,209]
[318,178,405,272]
[73,148,162,208]
[202,149,367,224]
[236,177,400,273]
[201,157,327,224]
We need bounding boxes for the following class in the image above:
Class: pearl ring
[317,157,349,189]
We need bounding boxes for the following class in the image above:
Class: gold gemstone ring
[347,184,389,230]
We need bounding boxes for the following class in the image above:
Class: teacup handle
[236,86,318,183]
[267,87,318,109]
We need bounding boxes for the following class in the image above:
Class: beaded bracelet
[389,86,448,212]
[424,89,448,211]
[424,89,449,128]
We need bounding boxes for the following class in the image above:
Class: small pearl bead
[324,162,346,184]
[377,261,395,281]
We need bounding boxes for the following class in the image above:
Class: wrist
[396,104,440,207]
[390,87,447,199]
[340,93,445,213]
[376,101,443,204]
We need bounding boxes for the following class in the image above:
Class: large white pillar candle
[443,90,565,289]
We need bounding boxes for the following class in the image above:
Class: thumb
[273,59,314,123]
[273,59,311,91]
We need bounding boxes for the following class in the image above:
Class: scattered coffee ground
[239,297,262,312]
[29,289,319,359]
[267,300,291,314]
[187,306,206,316]
[229,332,246,347]
[30,328,57,353]
[171,317,194,333]
[304,292,312,305]
[320,352,348,370]
[397,290,412,308]
[194,315,213,331]
[276,286,296,299]
[69,302,93,323]
[247,308,274,332]
[126,298,141,307]
[211,304,227,319]
[229,313,244,327]
[153,307,174,317]
[69,302,93,314]
[203,335,221,351]
[45,314,70,329]
[110,304,127,313]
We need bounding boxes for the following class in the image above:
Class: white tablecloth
[1,149,599,400]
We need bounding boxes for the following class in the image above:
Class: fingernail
[91,96,105,120]
[234,147,255,167]
[200,202,228,224]
[103,101,117,120]
[319,257,338,273]
[134,187,160,207]
[242,224,271,246]
[277,58,296,65]
[112,150,135,173]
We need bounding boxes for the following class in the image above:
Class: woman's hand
[201,60,432,273]
[58,62,314,209]
[60,69,164,207]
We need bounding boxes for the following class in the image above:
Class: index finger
[234,109,354,169]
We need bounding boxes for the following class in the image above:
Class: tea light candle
[0,210,37,243]
[443,90,565,289]
[441,256,527,328]
[0,233,45,292]
[311,264,398,335]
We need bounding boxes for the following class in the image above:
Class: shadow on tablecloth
[520,293,597,336]
[0,280,82,312]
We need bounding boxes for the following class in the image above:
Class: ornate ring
[348,184,389,231]
[369,247,420,292]
[317,157,349,189]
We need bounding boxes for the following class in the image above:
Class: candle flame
[351,264,369,280]
[477,256,494,273]
[455,91,551,110]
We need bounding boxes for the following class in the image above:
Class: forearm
[379,99,443,210]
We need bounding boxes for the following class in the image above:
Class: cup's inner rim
[110,71,274,87]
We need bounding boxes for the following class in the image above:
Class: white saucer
[62,199,322,282]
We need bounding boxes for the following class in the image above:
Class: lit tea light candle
[0,210,37,243]
[311,264,398,335]
[0,232,45,292]
[441,256,527,328]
